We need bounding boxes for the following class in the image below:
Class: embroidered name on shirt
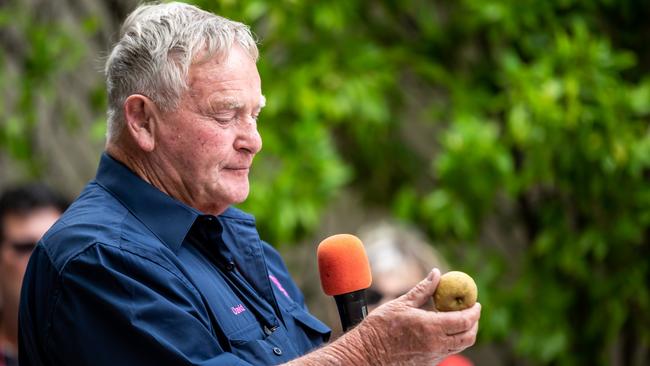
[269,274,291,299]
[231,304,246,315]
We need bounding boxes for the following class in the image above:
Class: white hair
[104,2,259,142]
[358,221,448,275]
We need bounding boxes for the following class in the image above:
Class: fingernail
[427,269,435,281]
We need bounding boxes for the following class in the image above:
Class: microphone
[317,234,372,332]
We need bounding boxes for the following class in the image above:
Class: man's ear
[123,94,159,152]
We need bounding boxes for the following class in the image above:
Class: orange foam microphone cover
[317,234,372,296]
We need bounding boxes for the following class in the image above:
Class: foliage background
[1,0,648,365]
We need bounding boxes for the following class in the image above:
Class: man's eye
[213,115,236,124]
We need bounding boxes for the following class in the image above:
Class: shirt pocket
[287,305,331,343]
[226,321,266,344]
[227,322,292,364]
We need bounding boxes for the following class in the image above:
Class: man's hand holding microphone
[287,234,481,366]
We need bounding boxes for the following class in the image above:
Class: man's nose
[234,117,262,154]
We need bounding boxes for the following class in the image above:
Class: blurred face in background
[0,208,60,314]
[366,258,426,311]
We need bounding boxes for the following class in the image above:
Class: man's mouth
[223,166,250,174]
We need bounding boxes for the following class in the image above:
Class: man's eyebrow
[209,98,243,110]
[207,95,266,111]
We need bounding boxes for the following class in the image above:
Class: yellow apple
[433,271,478,311]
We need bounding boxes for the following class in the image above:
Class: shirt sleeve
[42,242,254,366]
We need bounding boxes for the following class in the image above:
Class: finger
[438,302,481,335]
[448,319,479,352]
[399,268,441,308]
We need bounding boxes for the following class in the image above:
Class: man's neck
[0,326,18,359]
[106,144,188,205]
[1,292,20,356]
[105,144,228,216]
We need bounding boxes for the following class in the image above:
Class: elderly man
[19,3,480,365]
[0,184,67,366]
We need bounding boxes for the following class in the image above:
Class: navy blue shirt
[19,153,330,365]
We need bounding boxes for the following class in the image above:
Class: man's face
[0,208,60,308]
[152,45,263,214]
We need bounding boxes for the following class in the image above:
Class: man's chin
[226,186,250,205]
[232,191,250,204]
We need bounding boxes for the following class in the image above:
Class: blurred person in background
[19,3,480,365]
[0,184,67,366]
[360,220,475,366]
[360,220,448,311]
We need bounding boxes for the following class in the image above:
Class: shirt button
[264,325,277,336]
[272,347,282,356]
[225,262,235,271]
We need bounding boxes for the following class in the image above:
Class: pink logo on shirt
[269,274,291,299]
[231,304,246,315]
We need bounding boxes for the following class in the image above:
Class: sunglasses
[6,240,38,255]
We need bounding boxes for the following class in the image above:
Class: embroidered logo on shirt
[231,304,246,315]
[269,274,291,299]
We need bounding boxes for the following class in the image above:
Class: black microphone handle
[333,289,368,332]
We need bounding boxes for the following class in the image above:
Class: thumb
[399,268,441,308]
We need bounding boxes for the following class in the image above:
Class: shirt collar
[219,206,256,223]
[95,152,201,252]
